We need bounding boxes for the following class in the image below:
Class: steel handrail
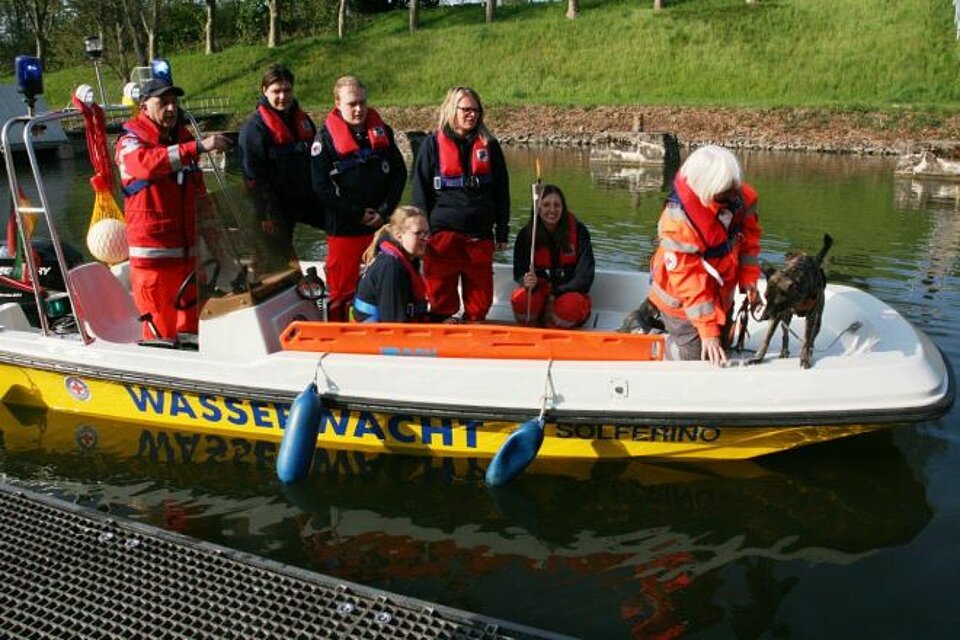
[2,109,93,343]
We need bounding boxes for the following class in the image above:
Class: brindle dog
[750,234,833,369]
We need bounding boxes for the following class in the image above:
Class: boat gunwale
[0,347,952,429]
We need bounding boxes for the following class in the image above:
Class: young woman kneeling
[511,184,595,328]
[352,206,431,323]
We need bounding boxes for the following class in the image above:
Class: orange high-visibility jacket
[648,176,762,339]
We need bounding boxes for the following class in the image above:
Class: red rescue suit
[116,111,206,339]
[647,176,762,341]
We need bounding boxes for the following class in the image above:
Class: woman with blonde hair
[352,206,431,323]
[412,86,510,322]
[646,145,763,365]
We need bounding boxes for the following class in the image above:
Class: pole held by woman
[525,158,542,323]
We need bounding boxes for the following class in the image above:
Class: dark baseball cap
[139,78,184,102]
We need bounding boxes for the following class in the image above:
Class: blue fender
[276,382,323,484]
[484,416,545,487]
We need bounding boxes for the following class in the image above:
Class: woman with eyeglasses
[646,145,763,366]
[412,86,510,322]
[511,184,595,328]
[351,206,431,323]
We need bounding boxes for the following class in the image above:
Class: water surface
[2,147,958,638]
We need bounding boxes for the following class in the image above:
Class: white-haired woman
[647,145,763,365]
[411,86,510,322]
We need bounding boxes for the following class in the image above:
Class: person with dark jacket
[239,64,321,259]
[352,206,430,323]
[311,75,407,321]
[512,184,595,327]
[411,86,510,322]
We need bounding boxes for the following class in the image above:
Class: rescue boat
[0,109,954,469]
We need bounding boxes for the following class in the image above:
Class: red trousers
[130,260,197,340]
[511,281,592,328]
[326,233,374,321]
[423,230,494,321]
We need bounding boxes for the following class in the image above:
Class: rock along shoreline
[374,105,960,157]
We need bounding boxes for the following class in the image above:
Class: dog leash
[730,296,765,352]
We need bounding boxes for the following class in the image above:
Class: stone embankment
[377,105,960,157]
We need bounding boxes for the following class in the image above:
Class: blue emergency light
[150,59,173,84]
[15,55,43,98]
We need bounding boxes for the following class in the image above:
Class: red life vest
[533,212,580,270]
[379,241,429,320]
[257,103,314,158]
[434,129,492,189]
[671,175,758,260]
[324,107,390,172]
[116,112,202,265]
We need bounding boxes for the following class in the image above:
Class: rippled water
[2,146,959,638]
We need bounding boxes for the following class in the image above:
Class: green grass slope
[42,0,960,113]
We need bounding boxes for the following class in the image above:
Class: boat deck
[0,481,570,640]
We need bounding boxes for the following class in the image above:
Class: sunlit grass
[41,0,960,114]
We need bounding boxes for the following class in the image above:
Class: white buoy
[74,84,95,105]
[86,218,129,264]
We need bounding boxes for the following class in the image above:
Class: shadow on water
[0,404,932,639]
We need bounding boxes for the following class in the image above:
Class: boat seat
[67,262,142,343]
[0,302,31,331]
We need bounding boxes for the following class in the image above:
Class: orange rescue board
[280,322,665,361]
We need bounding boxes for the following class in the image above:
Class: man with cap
[115,77,231,341]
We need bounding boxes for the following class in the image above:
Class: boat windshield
[193,181,302,321]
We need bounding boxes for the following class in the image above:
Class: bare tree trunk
[485,0,495,24]
[409,0,419,32]
[566,0,578,19]
[205,0,217,54]
[267,0,279,48]
[138,0,160,60]
[338,0,347,39]
[119,0,145,65]
[654,0,663,11]
[114,21,130,77]
[25,0,53,63]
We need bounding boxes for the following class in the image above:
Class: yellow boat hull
[0,362,886,461]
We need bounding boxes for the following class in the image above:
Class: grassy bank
[41,0,960,115]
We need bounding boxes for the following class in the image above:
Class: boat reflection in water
[0,403,932,638]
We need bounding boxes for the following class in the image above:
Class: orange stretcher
[279,322,665,361]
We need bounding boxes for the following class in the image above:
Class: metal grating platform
[0,482,571,640]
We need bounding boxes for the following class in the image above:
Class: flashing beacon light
[15,55,44,99]
[150,59,173,84]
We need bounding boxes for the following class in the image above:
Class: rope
[538,358,555,422]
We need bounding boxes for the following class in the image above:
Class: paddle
[525,159,543,324]
[485,359,553,487]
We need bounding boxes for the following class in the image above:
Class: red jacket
[115,112,206,266]
[648,177,762,339]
